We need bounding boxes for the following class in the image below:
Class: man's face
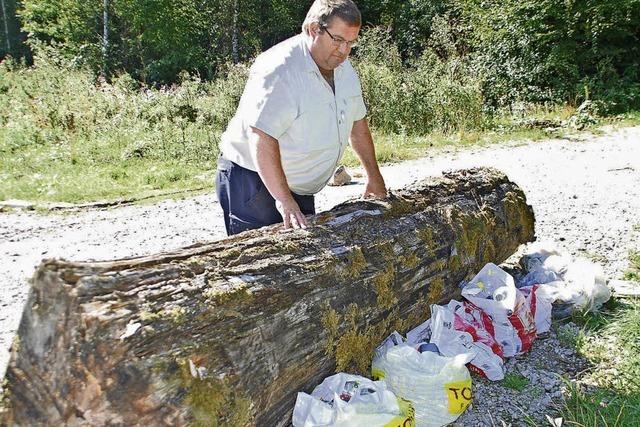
[308,18,360,72]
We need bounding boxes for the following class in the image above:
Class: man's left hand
[363,175,387,199]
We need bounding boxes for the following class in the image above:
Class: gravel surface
[1,125,639,422]
[454,323,588,426]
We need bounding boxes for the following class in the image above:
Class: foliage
[0,52,248,202]
[16,0,310,84]
[2,0,640,202]
[457,0,640,110]
[560,295,640,426]
[6,0,639,112]
[353,26,485,135]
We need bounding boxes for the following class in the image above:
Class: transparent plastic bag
[372,344,472,427]
[292,373,415,427]
[519,244,611,312]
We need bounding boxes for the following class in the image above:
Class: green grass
[2,56,640,204]
[612,111,640,128]
[501,373,530,392]
[562,381,639,427]
[0,57,248,203]
[0,156,214,203]
[622,251,640,281]
[558,297,640,426]
[341,125,565,168]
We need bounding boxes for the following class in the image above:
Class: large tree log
[1,167,535,426]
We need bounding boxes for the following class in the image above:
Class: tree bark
[1,0,11,53]
[102,0,109,77]
[231,0,239,64]
[1,167,535,426]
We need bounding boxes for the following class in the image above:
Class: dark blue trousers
[215,157,315,235]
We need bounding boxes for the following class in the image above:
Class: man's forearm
[249,127,308,228]
[350,118,383,179]
[249,127,294,204]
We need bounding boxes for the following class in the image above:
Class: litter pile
[292,243,611,427]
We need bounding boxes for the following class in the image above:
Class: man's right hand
[249,126,309,230]
[275,197,308,229]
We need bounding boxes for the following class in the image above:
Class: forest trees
[2,0,639,109]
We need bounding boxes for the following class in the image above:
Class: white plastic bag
[562,258,611,311]
[372,344,472,427]
[406,318,432,346]
[519,244,611,312]
[292,373,415,427]
[462,263,537,357]
[519,284,553,333]
[429,301,505,381]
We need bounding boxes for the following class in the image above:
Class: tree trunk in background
[1,167,535,426]
[232,0,239,63]
[102,0,109,76]
[1,0,10,52]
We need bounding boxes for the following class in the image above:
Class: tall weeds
[353,27,485,135]
[0,50,248,202]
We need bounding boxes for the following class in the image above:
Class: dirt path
[1,126,639,419]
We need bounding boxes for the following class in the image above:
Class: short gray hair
[302,0,362,35]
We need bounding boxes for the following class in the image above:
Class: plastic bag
[292,373,415,427]
[406,318,432,346]
[518,242,563,272]
[519,285,553,333]
[562,258,611,311]
[429,301,505,381]
[372,344,472,427]
[462,263,537,357]
[518,244,611,312]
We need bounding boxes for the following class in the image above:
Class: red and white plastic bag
[429,301,505,381]
[519,284,554,334]
[462,263,537,357]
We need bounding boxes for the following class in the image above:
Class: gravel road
[1,125,639,422]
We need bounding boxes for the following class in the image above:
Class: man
[216,0,386,235]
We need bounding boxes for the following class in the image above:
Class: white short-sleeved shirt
[219,33,367,195]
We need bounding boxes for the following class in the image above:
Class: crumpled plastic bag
[292,373,415,427]
[429,301,505,381]
[519,284,554,333]
[372,343,473,427]
[462,263,537,357]
[518,243,611,312]
[518,242,564,269]
[406,318,432,346]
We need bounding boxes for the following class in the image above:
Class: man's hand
[249,126,310,230]
[350,118,388,199]
[275,197,308,229]
[363,175,387,199]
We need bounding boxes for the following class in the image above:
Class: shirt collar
[300,32,345,76]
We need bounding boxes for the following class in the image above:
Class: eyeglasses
[322,26,358,49]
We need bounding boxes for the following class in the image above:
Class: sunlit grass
[559,297,640,425]
[2,55,639,204]
[501,373,530,392]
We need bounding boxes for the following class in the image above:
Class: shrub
[354,26,485,135]
[0,53,248,201]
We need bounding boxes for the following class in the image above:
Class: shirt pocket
[287,99,337,153]
[344,92,365,124]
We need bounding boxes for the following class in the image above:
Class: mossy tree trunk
[1,167,535,426]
